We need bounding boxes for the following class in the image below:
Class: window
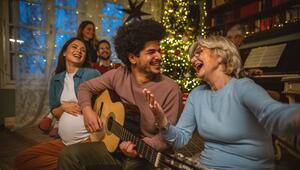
[13,0,47,80]
[100,2,124,64]
[0,0,126,89]
[54,0,78,56]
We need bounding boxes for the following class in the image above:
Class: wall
[0,89,15,125]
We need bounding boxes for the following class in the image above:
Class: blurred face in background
[228,35,244,48]
[97,42,111,60]
[82,24,95,41]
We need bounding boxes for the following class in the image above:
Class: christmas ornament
[121,0,150,23]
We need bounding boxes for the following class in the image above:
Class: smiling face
[97,42,111,60]
[130,41,162,77]
[191,46,222,81]
[64,40,87,67]
[82,24,95,41]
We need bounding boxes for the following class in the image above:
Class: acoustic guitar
[92,89,211,170]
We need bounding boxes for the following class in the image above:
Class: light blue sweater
[163,78,300,170]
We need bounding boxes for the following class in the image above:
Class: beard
[100,55,110,60]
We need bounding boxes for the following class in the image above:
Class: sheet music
[244,47,266,68]
[244,43,286,68]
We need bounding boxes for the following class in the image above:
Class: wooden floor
[0,125,299,170]
[0,125,52,170]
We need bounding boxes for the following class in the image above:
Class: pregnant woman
[14,37,100,170]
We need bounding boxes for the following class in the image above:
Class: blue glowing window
[19,0,45,27]
[55,0,77,56]
[55,8,77,32]
[102,2,124,19]
[101,3,124,38]
[19,28,45,54]
[102,19,123,37]
[55,0,76,8]
[16,0,78,76]
[16,0,46,77]
[55,33,74,56]
[17,55,47,79]
[101,2,124,64]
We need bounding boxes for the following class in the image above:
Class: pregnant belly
[58,113,90,145]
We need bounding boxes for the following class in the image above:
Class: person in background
[14,37,100,170]
[143,36,300,170]
[91,39,120,74]
[226,24,263,77]
[58,19,182,170]
[226,24,245,48]
[77,20,98,63]
[227,24,281,100]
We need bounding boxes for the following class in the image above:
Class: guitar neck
[108,117,159,165]
[108,118,207,170]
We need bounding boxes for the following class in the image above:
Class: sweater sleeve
[237,78,300,136]
[148,85,182,151]
[78,69,116,109]
[162,88,198,149]
[162,85,182,125]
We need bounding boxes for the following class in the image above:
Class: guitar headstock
[159,153,213,170]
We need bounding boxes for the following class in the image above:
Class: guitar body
[92,90,209,170]
[93,90,125,152]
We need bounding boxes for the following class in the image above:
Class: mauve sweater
[78,66,182,151]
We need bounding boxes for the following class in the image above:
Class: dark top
[85,41,98,63]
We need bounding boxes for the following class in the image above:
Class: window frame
[0,0,14,89]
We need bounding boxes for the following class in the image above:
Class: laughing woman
[14,37,100,170]
[143,36,300,170]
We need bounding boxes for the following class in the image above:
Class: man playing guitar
[58,19,182,170]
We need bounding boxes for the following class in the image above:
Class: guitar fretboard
[108,117,160,165]
[107,117,206,170]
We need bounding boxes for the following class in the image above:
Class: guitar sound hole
[107,116,113,131]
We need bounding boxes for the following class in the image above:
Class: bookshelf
[206,0,300,42]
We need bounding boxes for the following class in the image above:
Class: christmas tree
[161,0,206,92]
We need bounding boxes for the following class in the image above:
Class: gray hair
[189,36,242,78]
[226,24,245,38]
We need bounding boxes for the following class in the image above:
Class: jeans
[58,141,154,170]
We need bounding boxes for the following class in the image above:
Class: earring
[217,57,223,64]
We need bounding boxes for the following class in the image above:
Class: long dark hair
[55,37,91,75]
[77,20,98,49]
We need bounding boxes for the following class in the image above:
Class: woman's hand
[119,141,138,157]
[143,88,168,128]
[61,102,81,116]
[82,106,103,133]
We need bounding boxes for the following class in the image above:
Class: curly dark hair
[114,19,166,68]
[55,37,91,75]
